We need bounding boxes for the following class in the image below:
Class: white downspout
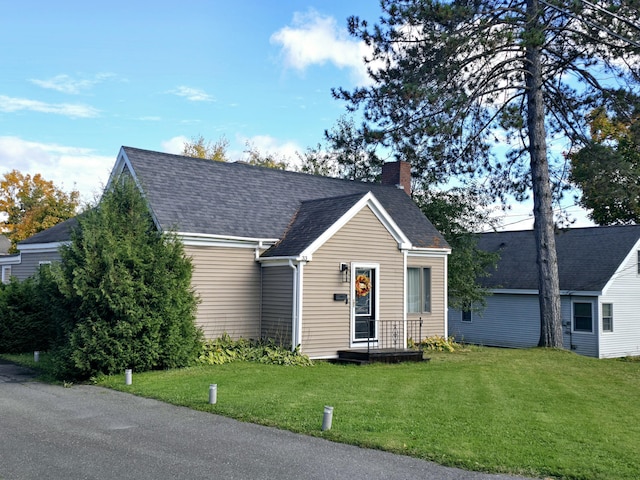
[402,249,408,349]
[444,253,449,338]
[288,259,302,351]
[297,262,304,350]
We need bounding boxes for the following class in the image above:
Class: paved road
[0,360,533,480]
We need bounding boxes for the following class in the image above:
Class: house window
[602,303,613,333]
[462,309,472,322]
[407,267,431,313]
[1,266,11,284]
[39,261,51,270]
[573,302,593,333]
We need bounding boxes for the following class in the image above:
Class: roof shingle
[478,225,640,291]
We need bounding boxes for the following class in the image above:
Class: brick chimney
[381,160,411,195]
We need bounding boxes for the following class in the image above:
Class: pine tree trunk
[525,0,563,348]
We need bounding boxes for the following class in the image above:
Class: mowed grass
[9,347,640,479]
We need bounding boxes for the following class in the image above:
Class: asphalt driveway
[0,360,532,480]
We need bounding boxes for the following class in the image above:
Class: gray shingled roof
[17,217,79,245]
[122,147,448,250]
[478,225,640,292]
[262,193,367,258]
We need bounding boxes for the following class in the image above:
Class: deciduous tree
[181,134,229,161]
[570,90,640,224]
[0,170,79,252]
[333,0,640,347]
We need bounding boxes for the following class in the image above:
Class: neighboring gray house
[449,226,640,358]
[4,146,451,359]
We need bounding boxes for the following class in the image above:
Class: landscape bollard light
[209,384,217,404]
[125,369,132,385]
[322,406,334,431]
[34,351,40,363]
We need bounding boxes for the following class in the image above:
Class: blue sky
[0,0,593,230]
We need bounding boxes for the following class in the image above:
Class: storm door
[353,266,377,342]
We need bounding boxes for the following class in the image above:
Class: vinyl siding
[185,245,261,340]
[406,254,446,337]
[449,293,600,357]
[12,251,61,280]
[449,294,541,348]
[261,265,293,347]
[301,206,405,358]
[564,296,598,358]
[599,243,640,358]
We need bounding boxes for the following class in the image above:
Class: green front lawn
[8,347,640,479]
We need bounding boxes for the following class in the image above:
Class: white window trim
[1,265,12,284]
[406,266,432,315]
[601,303,613,333]
[461,309,473,323]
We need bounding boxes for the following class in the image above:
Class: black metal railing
[364,318,424,354]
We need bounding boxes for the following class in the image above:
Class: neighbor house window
[462,310,472,322]
[573,302,593,333]
[407,267,431,313]
[1,266,11,284]
[602,303,613,333]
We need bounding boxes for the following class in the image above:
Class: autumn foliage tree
[0,170,80,252]
[571,90,640,225]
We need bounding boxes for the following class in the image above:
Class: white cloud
[239,134,302,166]
[271,10,372,85]
[170,86,214,102]
[0,95,99,118]
[161,136,189,154]
[0,136,113,203]
[29,73,115,94]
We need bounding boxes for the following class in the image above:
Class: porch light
[340,263,349,282]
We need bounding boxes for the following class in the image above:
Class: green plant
[0,273,54,353]
[197,334,313,366]
[49,175,201,379]
[408,335,461,352]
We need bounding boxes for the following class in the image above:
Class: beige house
[5,147,450,360]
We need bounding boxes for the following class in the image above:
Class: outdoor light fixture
[340,263,349,282]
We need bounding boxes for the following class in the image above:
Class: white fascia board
[259,255,311,266]
[177,231,279,249]
[0,254,21,265]
[489,288,601,296]
[299,191,412,258]
[406,247,451,257]
[18,241,70,254]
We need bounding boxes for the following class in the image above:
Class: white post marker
[322,406,334,431]
[33,351,40,363]
[209,384,217,404]
[125,369,132,385]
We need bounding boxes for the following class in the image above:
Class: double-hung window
[1,266,11,284]
[573,302,593,333]
[407,267,431,313]
[602,304,613,333]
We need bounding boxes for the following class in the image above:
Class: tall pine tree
[333,0,640,346]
